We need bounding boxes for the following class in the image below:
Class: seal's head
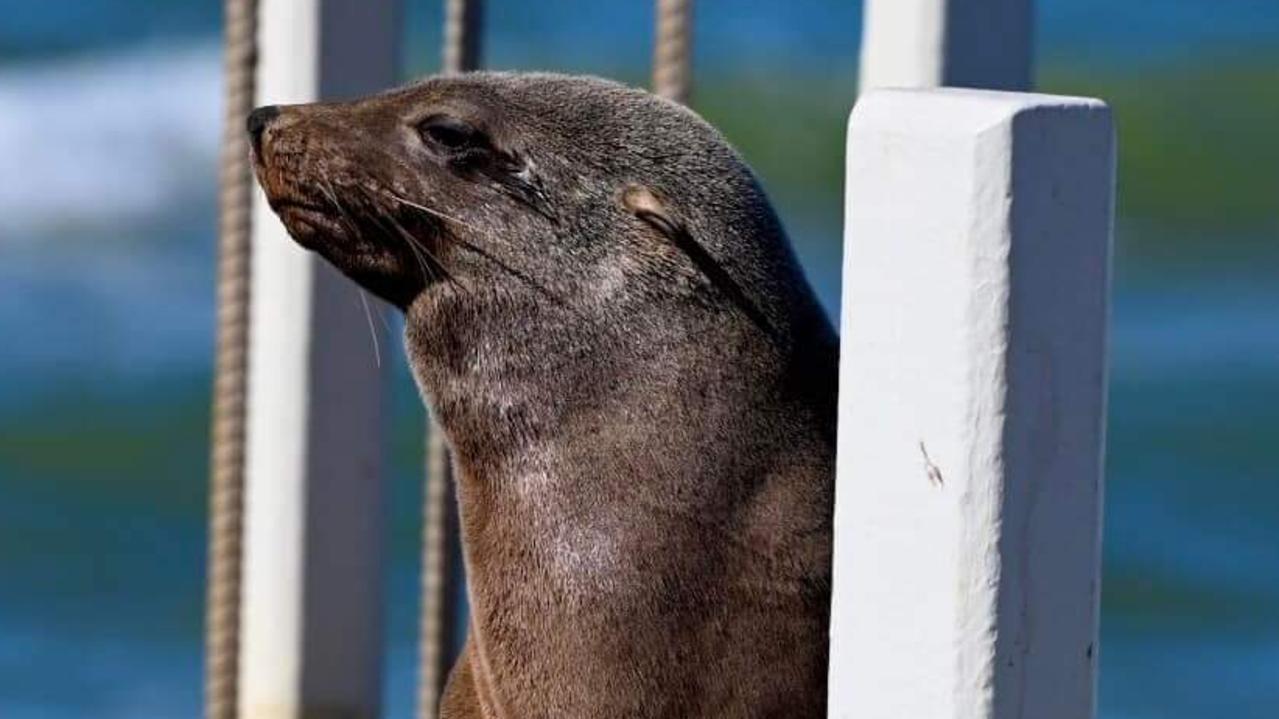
[249,72,812,323]
[250,71,833,454]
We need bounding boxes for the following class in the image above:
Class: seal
[249,72,837,719]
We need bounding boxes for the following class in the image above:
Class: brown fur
[249,72,836,718]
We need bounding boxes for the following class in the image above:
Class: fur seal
[249,72,837,718]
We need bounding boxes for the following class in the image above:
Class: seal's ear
[620,184,682,239]
[619,184,780,343]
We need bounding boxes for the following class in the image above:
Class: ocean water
[2,2,1277,717]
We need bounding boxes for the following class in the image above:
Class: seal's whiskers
[386,192,480,232]
[316,177,386,366]
[342,179,443,287]
[357,289,382,368]
[317,177,359,236]
[371,193,465,293]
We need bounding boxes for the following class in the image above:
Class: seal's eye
[419,115,483,152]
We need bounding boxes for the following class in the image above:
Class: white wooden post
[859,0,1033,92]
[829,88,1113,718]
[239,1,399,717]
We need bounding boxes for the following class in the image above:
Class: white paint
[239,1,399,717]
[830,88,1113,719]
[860,0,1033,92]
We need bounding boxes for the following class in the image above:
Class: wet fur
[250,72,836,718]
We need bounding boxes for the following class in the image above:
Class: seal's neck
[403,282,815,496]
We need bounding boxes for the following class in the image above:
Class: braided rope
[417,423,460,718]
[419,5,482,716]
[654,0,693,103]
[442,0,484,76]
[205,1,258,718]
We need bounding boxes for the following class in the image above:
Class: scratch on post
[918,441,944,487]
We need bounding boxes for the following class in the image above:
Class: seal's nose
[246,105,281,156]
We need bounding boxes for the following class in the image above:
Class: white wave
[0,42,220,238]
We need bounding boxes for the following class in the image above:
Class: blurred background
[1,1,1276,717]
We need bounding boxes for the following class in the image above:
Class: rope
[442,0,484,75]
[420,6,482,716]
[417,424,461,718]
[206,0,257,718]
[653,0,693,103]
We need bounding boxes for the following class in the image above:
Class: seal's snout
[246,104,281,157]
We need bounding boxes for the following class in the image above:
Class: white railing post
[859,0,1033,92]
[238,1,399,717]
[829,89,1113,718]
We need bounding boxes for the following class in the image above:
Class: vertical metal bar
[858,0,1033,93]
[236,0,399,716]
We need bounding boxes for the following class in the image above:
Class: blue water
[1,1,1277,717]
[4,0,1278,64]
